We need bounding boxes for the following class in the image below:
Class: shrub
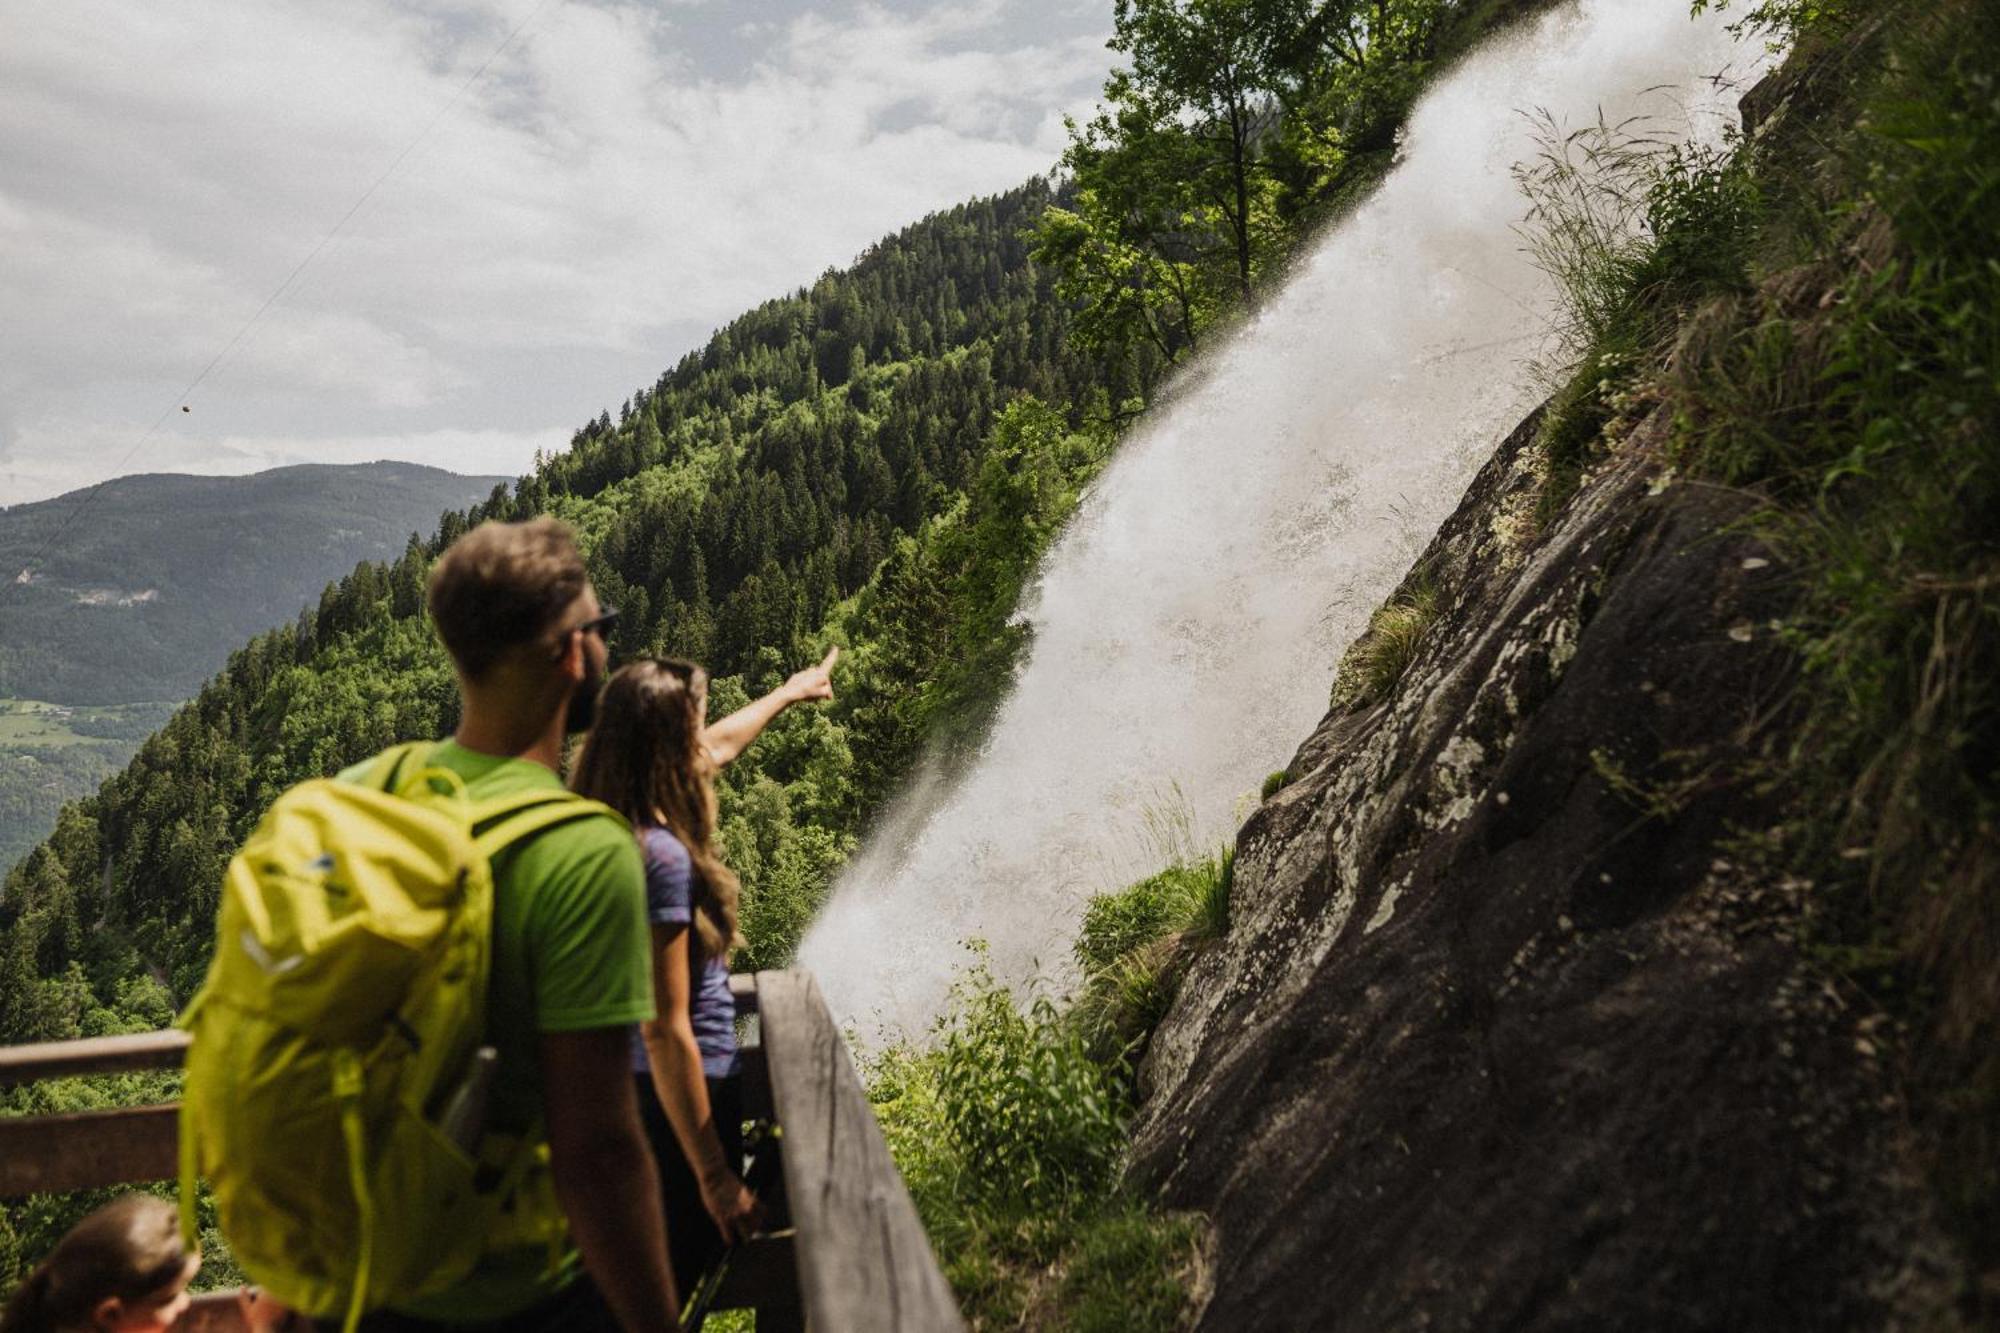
[870,962,1201,1330]
[936,965,1127,1218]
[1692,0,1855,44]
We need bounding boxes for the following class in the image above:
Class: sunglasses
[574,605,621,640]
[551,605,620,659]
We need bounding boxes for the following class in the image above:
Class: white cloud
[0,0,1112,505]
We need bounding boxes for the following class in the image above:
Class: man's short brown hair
[427,517,589,680]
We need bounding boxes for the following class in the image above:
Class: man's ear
[556,628,585,683]
[93,1294,124,1329]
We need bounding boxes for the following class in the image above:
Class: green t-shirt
[342,740,653,1321]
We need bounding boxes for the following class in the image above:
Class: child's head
[0,1195,199,1333]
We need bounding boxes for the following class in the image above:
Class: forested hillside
[0,182,1130,1040]
[3,0,1571,1316]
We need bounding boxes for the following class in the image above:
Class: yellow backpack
[177,742,619,1331]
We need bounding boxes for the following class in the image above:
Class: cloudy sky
[0,0,1114,506]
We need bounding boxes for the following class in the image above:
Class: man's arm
[702,646,839,766]
[540,1027,679,1331]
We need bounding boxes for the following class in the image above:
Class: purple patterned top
[630,825,740,1079]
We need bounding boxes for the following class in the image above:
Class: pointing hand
[784,645,840,704]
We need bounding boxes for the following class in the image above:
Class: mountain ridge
[1,459,497,517]
[0,459,510,705]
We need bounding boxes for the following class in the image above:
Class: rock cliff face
[1129,405,1955,1328]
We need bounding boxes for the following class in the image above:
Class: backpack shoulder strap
[352,741,437,793]
[469,790,622,862]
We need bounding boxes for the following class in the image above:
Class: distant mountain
[0,460,506,874]
[0,461,509,705]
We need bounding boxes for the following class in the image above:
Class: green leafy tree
[1034,99,1219,382]
[1264,0,1450,222]
[1106,0,1305,300]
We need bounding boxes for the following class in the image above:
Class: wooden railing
[0,970,962,1333]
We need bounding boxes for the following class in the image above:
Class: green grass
[1054,1205,1206,1333]
[0,699,176,748]
[1075,859,1223,973]
[1070,850,1234,1067]
[0,699,96,748]
[0,701,175,877]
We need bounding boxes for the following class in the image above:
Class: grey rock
[1130,407,1955,1331]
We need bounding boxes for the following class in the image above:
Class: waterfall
[800,0,1767,1037]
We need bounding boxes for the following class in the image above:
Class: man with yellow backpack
[179,517,679,1331]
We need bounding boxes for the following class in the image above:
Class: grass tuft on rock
[1071,849,1234,1066]
[1331,574,1441,711]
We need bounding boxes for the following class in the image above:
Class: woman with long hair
[569,650,834,1295]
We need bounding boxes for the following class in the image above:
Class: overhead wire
[2,0,564,609]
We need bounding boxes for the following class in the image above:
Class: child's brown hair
[0,1195,191,1332]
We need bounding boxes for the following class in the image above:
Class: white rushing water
[801,0,1766,1038]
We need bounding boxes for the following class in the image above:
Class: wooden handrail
[0,982,755,1087]
[177,1293,248,1331]
[0,1028,190,1086]
[0,969,961,1331]
[757,969,965,1332]
[0,1103,181,1195]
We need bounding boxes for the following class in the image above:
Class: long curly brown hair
[569,658,741,960]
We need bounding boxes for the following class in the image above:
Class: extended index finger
[819,645,841,673]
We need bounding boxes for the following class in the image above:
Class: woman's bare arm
[639,922,763,1242]
[701,646,839,766]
